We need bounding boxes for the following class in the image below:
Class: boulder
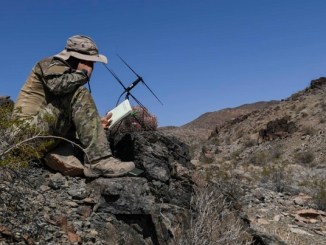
[83,131,194,244]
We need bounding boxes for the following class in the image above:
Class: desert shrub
[300,178,326,211]
[261,163,291,192]
[299,178,326,211]
[312,179,326,211]
[199,153,215,164]
[175,186,251,245]
[319,116,326,124]
[230,148,243,161]
[204,162,245,200]
[249,145,283,167]
[243,138,256,148]
[270,144,283,160]
[295,104,306,114]
[301,126,316,136]
[235,127,244,139]
[250,151,268,165]
[188,143,199,158]
[313,180,326,211]
[320,101,326,111]
[294,151,314,165]
[0,104,55,169]
[210,136,220,145]
[224,136,231,145]
[217,174,245,202]
[199,145,215,164]
[300,110,309,118]
[274,105,281,111]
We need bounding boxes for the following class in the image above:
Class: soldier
[12,35,135,177]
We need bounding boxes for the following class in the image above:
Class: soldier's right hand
[77,60,94,78]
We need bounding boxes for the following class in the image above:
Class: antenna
[103,55,163,106]
[117,55,163,106]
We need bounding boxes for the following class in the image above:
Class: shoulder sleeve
[36,57,88,95]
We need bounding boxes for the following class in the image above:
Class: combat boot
[44,143,84,176]
[83,157,135,177]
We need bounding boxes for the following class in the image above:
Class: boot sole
[84,167,133,178]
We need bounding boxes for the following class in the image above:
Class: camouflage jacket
[13,57,88,118]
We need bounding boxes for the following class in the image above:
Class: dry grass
[175,186,251,245]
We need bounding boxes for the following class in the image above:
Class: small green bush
[0,104,54,169]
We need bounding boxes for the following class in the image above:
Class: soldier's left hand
[101,112,112,129]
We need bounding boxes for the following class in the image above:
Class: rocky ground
[244,187,326,245]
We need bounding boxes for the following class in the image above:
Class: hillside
[160,100,278,157]
[177,77,326,244]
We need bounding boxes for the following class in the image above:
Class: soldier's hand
[77,60,94,78]
[101,112,112,129]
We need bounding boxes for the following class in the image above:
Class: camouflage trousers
[16,87,111,162]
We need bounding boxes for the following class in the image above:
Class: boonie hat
[55,35,107,64]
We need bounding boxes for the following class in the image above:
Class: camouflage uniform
[13,56,111,162]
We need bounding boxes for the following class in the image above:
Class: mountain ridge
[181,100,280,130]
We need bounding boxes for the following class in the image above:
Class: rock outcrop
[86,131,194,244]
[0,95,13,107]
[0,131,195,244]
[258,116,296,143]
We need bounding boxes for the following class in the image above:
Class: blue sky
[1,0,326,126]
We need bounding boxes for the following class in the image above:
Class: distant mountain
[181,101,279,130]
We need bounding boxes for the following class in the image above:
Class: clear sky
[1,0,326,127]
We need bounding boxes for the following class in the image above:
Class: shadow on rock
[86,131,195,244]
